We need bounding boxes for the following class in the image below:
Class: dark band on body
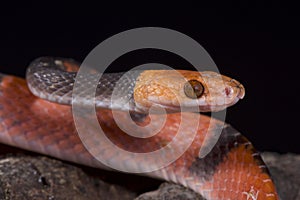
[189,125,269,181]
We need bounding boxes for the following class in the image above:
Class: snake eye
[184,80,204,99]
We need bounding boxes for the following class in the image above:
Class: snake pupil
[184,80,204,99]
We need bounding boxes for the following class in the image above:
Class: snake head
[133,70,245,113]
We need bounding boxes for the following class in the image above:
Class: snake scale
[0,57,279,199]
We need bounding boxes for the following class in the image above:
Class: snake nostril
[225,87,232,96]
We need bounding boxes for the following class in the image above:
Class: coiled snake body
[0,57,279,199]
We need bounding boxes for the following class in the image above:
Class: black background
[0,2,299,154]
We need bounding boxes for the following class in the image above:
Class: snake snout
[236,82,245,99]
[238,86,245,99]
[230,79,245,99]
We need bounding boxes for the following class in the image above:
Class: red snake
[0,57,279,199]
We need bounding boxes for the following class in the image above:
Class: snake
[0,57,279,199]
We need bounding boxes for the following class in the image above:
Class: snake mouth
[145,102,234,113]
[146,94,244,113]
